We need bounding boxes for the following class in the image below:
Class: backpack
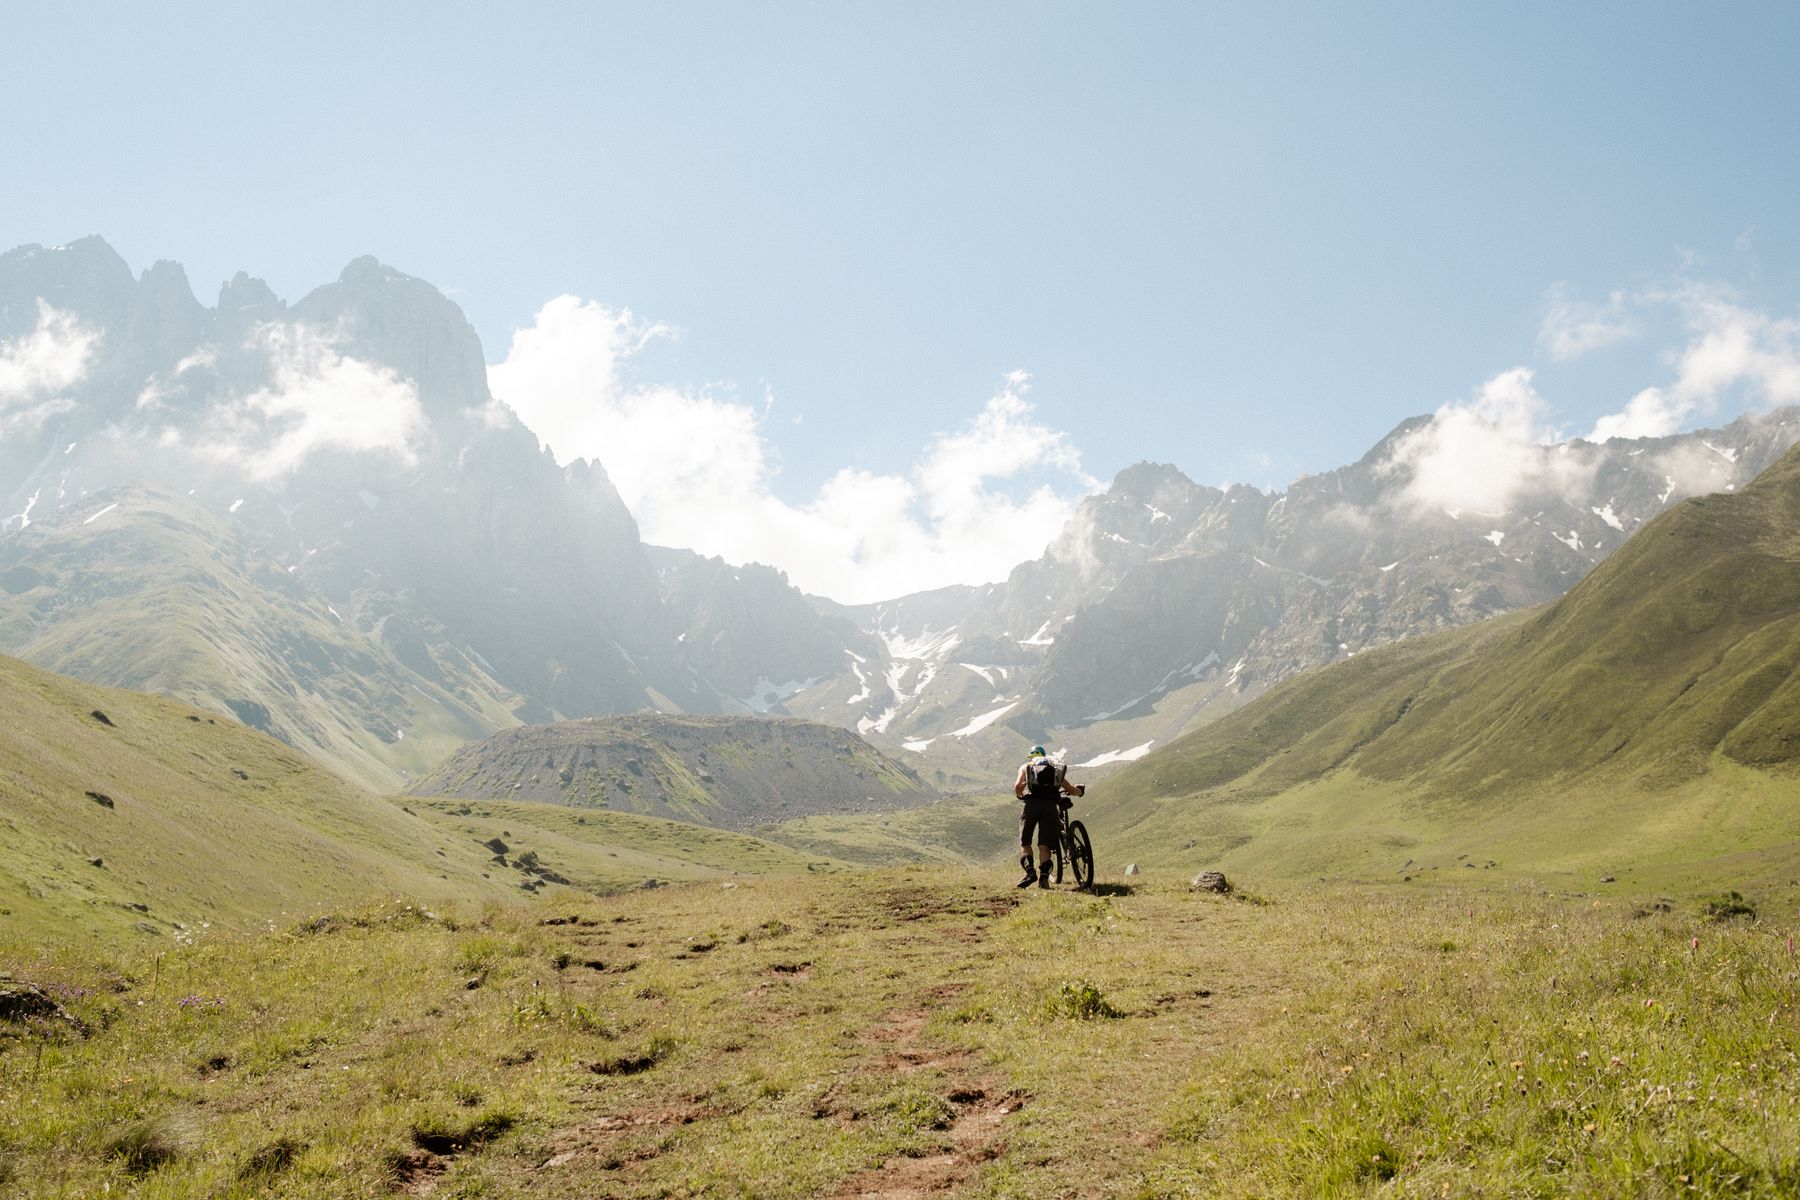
[1026,758,1060,801]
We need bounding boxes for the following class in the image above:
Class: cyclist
[1014,745,1083,889]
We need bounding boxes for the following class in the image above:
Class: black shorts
[1019,795,1060,850]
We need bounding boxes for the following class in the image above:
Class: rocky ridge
[407,714,936,831]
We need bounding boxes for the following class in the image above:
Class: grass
[5,869,1798,1197]
[0,648,849,946]
[762,792,1018,864]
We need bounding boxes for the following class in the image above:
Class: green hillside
[0,487,526,791]
[408,714,937,832]
[1088,443,1800,879]
[0,653,838,944]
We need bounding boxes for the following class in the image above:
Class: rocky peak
[1110,460,1200,500]
[216,271,283,314]
[0,235,136,335]
[289,255,490,416]
[131,260,207,350]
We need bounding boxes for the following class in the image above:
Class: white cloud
[1652,440,1736,503]
[177,322,425,480]
[489,297,1099,602]
[1539,284,1639,361]
[1384,368,1593,514]
[0,300,97,432]
[1665,286,1800,408]
[1392,280,1800,512]
[1580,283,1800,441]
[1588,386,1687,441]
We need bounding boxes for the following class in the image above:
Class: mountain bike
[1050,793,1094,890]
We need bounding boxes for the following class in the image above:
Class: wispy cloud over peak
[0,300,98,432]
[1383,368,1593,515]
[175,322,425,481]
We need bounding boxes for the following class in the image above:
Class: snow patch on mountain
[1085,652,1220,721]
[859,659,938,735]
[1077,741,1155,768]
[880,625,960,662]
[959,663,1008,687]
[1592,503,1625,531]
[82,502,118,525]
[845,656,873,706]
[742,676,820,713]
[5,488,40,531]
[949,702,1018,739]
[1254,557,1330,586]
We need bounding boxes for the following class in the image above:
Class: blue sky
[5,2,1800,597]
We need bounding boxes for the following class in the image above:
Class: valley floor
[4,870,1799,1197]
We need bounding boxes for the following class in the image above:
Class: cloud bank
[169,322,425,481]
[1557,282,1800,441]
[1390,282,1800,514]
[0,301,97,433]
[489,295,1099,602]
[1384,367,1593,514]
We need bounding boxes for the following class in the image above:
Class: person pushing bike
[1015,745,1083,888]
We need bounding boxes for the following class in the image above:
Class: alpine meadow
[7,8,1800,1197]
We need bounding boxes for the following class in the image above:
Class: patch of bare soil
[829,1087,1029,1199]
[537,1100,741,1171]
[390,1149,447,1195]
[829,1007,1030,1197]
[875,887,1020,926]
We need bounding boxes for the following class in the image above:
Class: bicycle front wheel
[1068,821,1094,890]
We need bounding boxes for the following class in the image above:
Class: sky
[4,2,1800,601]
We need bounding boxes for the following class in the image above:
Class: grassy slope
[0,488,523,791]
[761,793,1019,865]
[4,869,1798,1197]
[1086,444,1800,880]
[0,653,843,945]
[407,798,840,888]
[408,714,936,832]
[0,650,520,942]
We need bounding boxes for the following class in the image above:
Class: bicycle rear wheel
[1068,821,1094,890]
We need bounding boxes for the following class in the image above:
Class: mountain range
[1084,435,1800,882]
[4,236,1796,797]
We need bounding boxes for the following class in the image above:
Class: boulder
[1189,871,1231,894]
[0,980,89,1036]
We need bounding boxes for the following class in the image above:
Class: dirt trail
[827,1007,1030,1200]
[523,879,1053,1197]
